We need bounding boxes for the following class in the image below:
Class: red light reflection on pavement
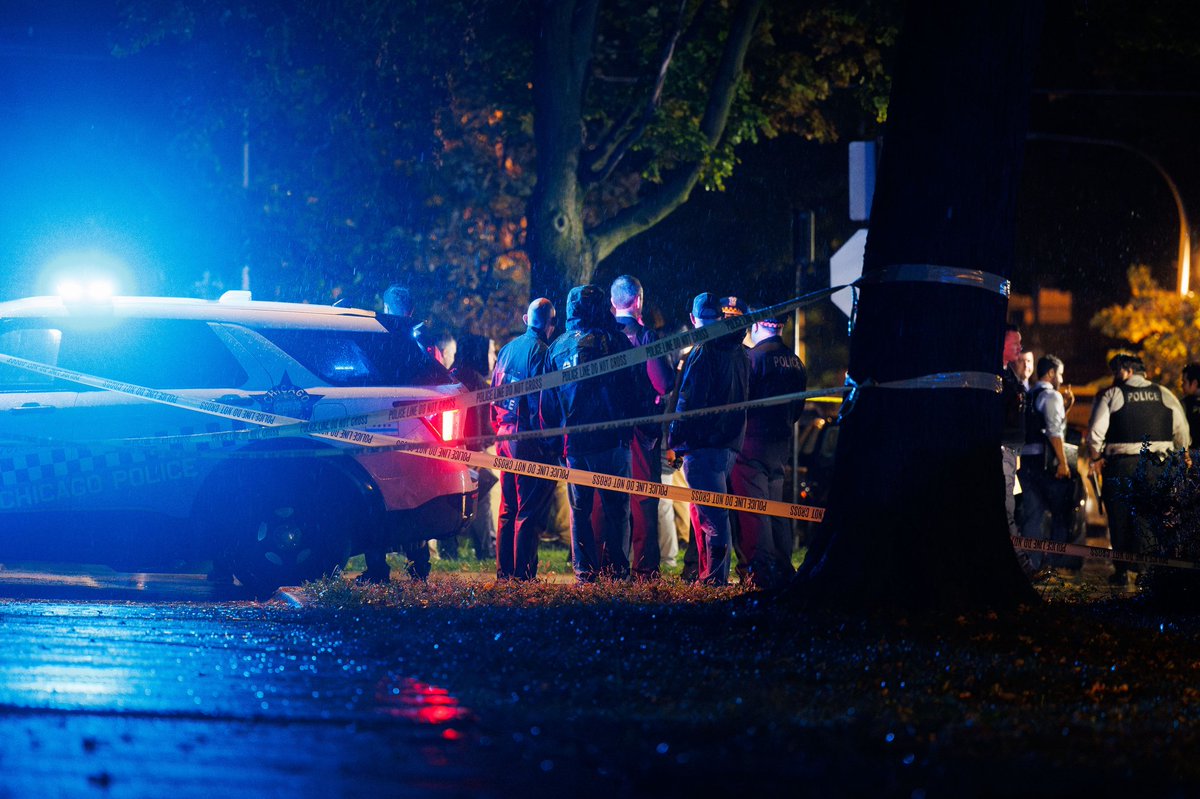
[374,676,473,731]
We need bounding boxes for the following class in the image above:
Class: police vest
[1000,369,1025,448]
[1107,383,1173,445]
[1024,384,1051,448]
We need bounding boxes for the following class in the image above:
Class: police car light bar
[57,278,115,303]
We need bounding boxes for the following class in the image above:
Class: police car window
[0,327,63,390]
[57,319,248,389]
[258,328,450,386]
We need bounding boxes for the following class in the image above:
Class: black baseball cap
[691,292,723,319]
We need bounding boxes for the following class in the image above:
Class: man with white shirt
[1018,355,1079,578]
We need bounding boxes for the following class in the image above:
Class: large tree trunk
[527,0,599,306]
[791,0,1044,611]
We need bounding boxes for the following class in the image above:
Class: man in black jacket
[542,285,641,582]
[611,275,675,579]
[730,309,807,588]
[668,292,750,586]
[491,298,557,580]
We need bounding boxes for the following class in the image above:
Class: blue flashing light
[57,278,115,302]
[41,249,130,300]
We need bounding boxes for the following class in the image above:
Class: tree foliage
[1091,265,1200,386]
[114,0,892,334]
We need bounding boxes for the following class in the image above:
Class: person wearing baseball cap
[730,304,807,588]
[667,291,750,586]
[720,296,747,318]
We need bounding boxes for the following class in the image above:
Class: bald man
[490,298,558,580]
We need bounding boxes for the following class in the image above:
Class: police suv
[0,291,476,594]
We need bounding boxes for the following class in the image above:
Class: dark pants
[1018,459,1081,570]
[495,436,555,581]
[732,438,794,588]
[629,431,662,579]
[1104,453,1168,577]
[567,446,632,582]
[683,447,736,586]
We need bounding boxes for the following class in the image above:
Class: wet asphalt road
[0,568,495,798]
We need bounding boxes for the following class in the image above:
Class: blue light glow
[44,249,127,298]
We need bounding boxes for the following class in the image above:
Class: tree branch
[588,0,764,261]
[580,0,689,185]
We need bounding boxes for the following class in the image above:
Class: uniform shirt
[1087,374,1190,456]
[614,315,674,397]
[490,327,551,431]
[667,331,750,454]
[615,314,674,446]
[1021,379,1066,455]
[541,319,639,456]
[744,335,807,441]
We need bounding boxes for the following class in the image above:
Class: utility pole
[792,208,816,545]
[792,208,816,360]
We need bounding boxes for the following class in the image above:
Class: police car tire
[204,461,355,597]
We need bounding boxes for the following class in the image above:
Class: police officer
[1018,355,1080,577]
[668,292,749,586]
[1087,353,1190,586]
[359,283,435,583]
[610,275,674,580]
[1000,327,1025,530]
[1000,324,1036,579]
[541,285,643,583]
[490,298,557,580]
[382,283,415,324]
[731,308,807,588]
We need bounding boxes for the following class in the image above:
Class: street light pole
[792,208,815,546]
[1027,133,1193,295]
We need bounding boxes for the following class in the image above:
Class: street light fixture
[1027,133,1193,295]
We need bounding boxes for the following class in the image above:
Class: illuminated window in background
[1036,288,1073,325]
[1007,289,1073,327]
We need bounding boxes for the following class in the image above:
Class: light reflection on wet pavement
[0,600,494,797]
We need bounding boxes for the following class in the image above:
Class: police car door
[0,323,81,518]
[61,317,272,519]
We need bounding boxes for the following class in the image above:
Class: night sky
[2,1,1198,385]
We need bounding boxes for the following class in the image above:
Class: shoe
[1031,566,1057,585]
[355,568,391,585]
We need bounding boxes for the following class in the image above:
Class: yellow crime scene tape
[6,347,1200,571]
[0,286,846,454]
[0,276,1017,528]
[0,357,831,523]
[1010,535,1200,571]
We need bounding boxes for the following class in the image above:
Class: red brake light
[442,409,460,441]
[421,409,461,443]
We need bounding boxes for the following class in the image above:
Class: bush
[1119,450,1200,607]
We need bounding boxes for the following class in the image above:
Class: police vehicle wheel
[208,462,355,598]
